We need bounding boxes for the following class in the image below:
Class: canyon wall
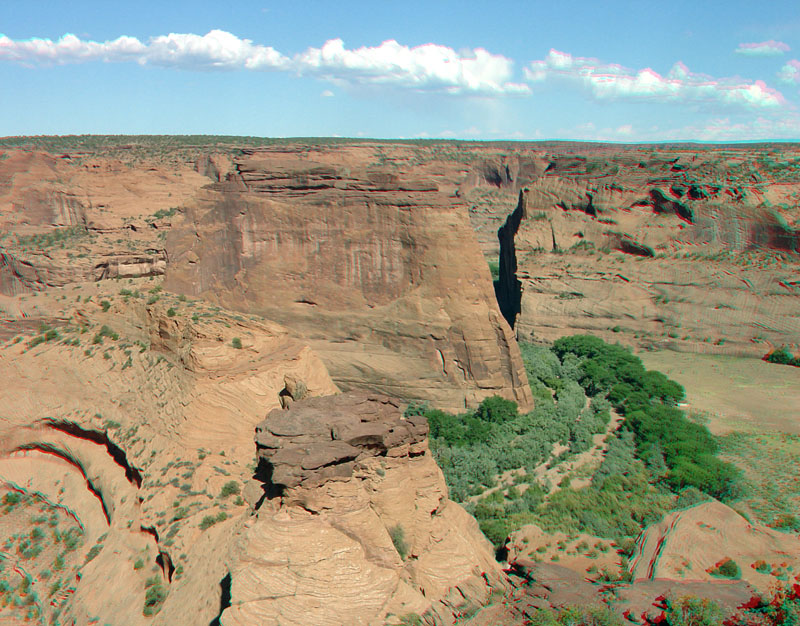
[164,148,533,413]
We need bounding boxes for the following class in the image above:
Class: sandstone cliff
[489,151,800,356]
[164,147,532,413]
[0,287,338,625]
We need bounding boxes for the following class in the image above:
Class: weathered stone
[255,392,428,489]
[165,148,533,413]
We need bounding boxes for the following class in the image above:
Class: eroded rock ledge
[255,393,428,490]
[220,392,505,626]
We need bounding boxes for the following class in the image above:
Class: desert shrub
[143,576,166,616]
[85,543,103,563]
[732,584,800,625]
[133,558,144,570]
[663,594,724,626]
[100,300,111,312]
[199,512,227,530]
[92,325,118,344]
[709,558,740,579]
[770,513,800,531]
[166,307,176,317]
[219,481,240,498]
[389,525,409,560]
[231,337,242,349]
[674,486,712,509]
[528,605,625,626]
[764,347,793,365]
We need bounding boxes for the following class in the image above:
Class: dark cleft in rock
[255,392,428,489]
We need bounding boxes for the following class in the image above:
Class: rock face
[220,392,505,626]
[629,500,800,593]
[256,394,428,489]
[0,287,339,626]
[489,150,800,356]
[165,147,533,413]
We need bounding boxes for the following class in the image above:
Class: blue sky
[2,0,800,141]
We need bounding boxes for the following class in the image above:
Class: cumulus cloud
[0,30,288,70]
[524,49,785,109]
[0,33,145,64]
[295,38,529,95]
[778,60,800,84]
[0,30,527,96]
[735,40,790,57]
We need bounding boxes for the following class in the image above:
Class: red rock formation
[216,392,506,626]
[165,148,533,413]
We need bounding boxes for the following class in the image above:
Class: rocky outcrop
[165,148,533,413]
[256,394,428,489]
[629,500,800,592]
[220,392,506,626]
[0,248,167,294]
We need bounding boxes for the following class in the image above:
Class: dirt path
[535,409,624,494]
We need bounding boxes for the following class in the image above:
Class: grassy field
[640,350,800,527]
[639,351,800,435]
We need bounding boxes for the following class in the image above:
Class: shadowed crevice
[209,572,232,626]
[495,190,526,330]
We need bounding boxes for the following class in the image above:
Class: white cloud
[778,60,800,84]
[0,33,144,64]
[735,40,790,57]
[295,38,528,95]
[0,30,288,70]
[0,30,527,96]
[524,49,786,109]
[144,30,287,70]
[321,89,335,97]
[665,115,800,141]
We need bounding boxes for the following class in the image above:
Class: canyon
[0,136,798,625]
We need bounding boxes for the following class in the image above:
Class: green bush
[772,514,800,531]
[85,543,103,563]
[528,605,625,626]
[219,481,240,498]
[231,337,242,349]
[199,511,228,530]
[663,594,724,625]
[143,576,166,616]
[765,347,793,365]
[554,335,736,499]
[92,325,119,344]
[100,300,111,312]
[474,396,518,424]
[166,307,176,317]
[389,524,409,560]
[709,558,740,579]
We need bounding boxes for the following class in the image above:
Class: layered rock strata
[165,149,533,412]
